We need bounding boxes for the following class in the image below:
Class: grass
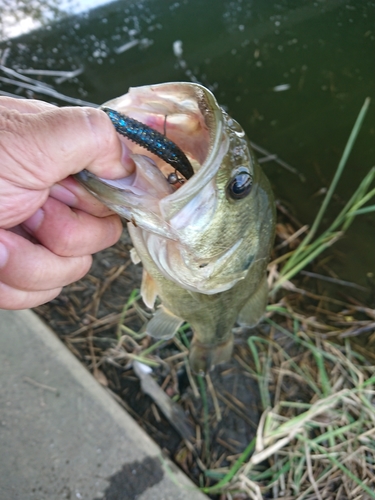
[201,319,375,499]
[272,97,374,292]
[256,330,375,499]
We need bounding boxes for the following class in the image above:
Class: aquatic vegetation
[272,97,374,293]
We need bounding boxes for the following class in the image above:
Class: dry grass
[209,323,375,499]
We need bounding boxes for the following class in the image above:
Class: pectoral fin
[141,269,157,309]
[237,274,269,327]
[146,306,184,340]
[130,247,141,265]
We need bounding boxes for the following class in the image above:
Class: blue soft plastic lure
[102,107,194,180]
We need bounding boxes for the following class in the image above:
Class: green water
[1,0,374,290]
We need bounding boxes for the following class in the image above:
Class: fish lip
[159,84,227,222]
[75,164,180,242]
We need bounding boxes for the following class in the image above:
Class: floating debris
[16,67,84,84]
[114,39,140,54]
[273,83,291,92]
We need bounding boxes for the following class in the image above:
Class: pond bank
[0,308,208,500]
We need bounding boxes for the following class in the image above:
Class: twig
[300,270,369,291]
[197,374,210,461]
[133,361,194,441]
[23,377,58,393]
[206,373,222,422]
[216,392,258,429]
[250,141,305,180]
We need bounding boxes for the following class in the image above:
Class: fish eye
[227,171,252,200]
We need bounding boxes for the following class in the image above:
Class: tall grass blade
[282,97,371,275]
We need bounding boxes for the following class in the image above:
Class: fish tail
[189,334,234,374]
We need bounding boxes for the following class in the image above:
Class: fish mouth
[75,82,229,240]
[101,106,195,181]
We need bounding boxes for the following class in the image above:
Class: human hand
[0,97,134,310]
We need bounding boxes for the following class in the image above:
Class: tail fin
[189,333,234,374]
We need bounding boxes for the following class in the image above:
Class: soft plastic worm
[102,107,194,180]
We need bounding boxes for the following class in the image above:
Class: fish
[75,82,276,373]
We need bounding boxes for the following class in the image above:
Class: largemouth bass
[76,82,275,373]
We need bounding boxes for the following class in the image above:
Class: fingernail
[23,208,44,232]
[0,242,9,268]
[50,184,78,206]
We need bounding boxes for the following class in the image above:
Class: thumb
[0,105,133,189]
